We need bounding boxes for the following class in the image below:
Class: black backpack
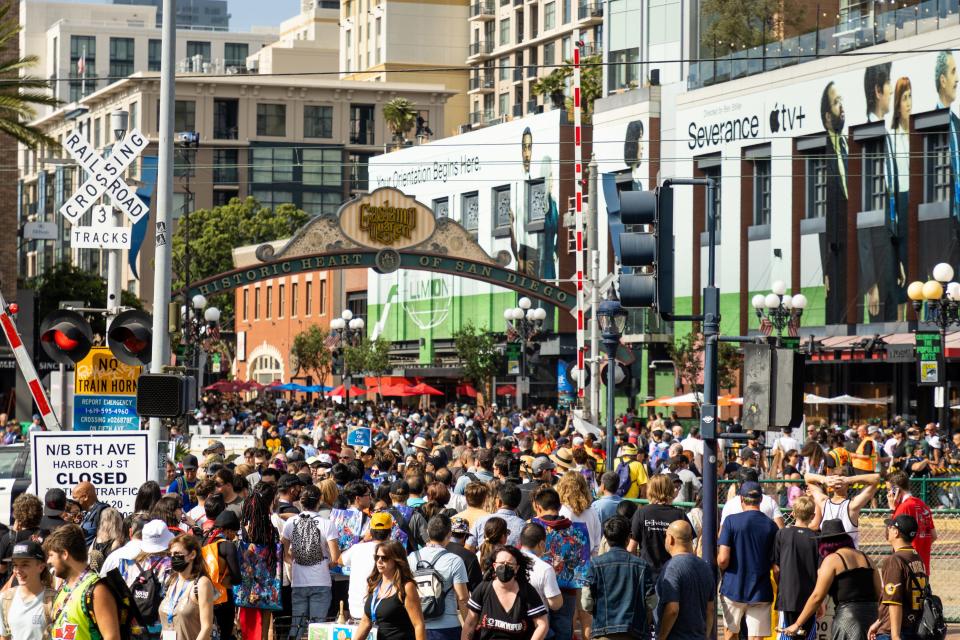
[122,558,164,630]
[909,572,947,640]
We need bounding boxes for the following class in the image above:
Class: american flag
[324,332,341,350]
[77,50,86,78]
[759,317,800,338]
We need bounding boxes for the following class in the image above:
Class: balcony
[526,99,542,114]
[579,41,601,57]
[526,64,538,78]
[349,121,375,145]
[468,40,495,58]
[470,1,495,19]
[513,67,523,82]
[512,103,523,117]
[469,74,496,92]
[577,2,603,20]
[469,109,496,125]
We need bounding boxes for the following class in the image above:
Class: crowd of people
[0,396,946,640]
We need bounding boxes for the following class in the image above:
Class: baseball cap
[450,517,470,536]
[44,488,67,517]
[181,454,199,470]
[739,481,762,500]
[6,540,44,562]
[214,510,241,531]
[278,474,306,490]
[370,512,394,531]
[868,425,880,435]
[531,457,556,474]
[884,514,919,542]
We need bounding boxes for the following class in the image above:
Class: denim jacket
[582,546,655,637]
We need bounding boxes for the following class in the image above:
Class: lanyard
[52,570,90,630]
[370,581,392,624]
[167,577,192,625]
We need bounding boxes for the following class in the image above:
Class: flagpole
[80,45,86,99]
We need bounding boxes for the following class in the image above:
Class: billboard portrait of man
[820,81,848,325]
[935,51,960,269]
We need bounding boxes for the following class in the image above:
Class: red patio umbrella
[237,379,266,391]
[496,384,517,396]
[329,383,368,396]
[409,382,444,396]
[456,384,478,398]
[374,383,416,397]
[204,380,238,393]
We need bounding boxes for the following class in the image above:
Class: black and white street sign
[70,226,132,249]
[59,129,149,225]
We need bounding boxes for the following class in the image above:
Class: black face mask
[170,556,190,572]
[495,564,516,583]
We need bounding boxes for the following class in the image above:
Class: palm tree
[531,54,602,121]
[0,3,60,148]
[382,97,417,147]
[532,71,567,110]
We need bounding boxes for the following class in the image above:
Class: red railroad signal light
[107,309,153,366]
[39,310,93,365]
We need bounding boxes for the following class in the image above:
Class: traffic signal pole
[148,0,177,481]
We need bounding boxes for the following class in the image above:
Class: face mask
[495,564,516,583]
[170,555,190,572]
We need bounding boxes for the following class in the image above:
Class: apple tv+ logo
[769,103,806,134]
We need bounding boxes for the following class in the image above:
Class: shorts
[720,595,771,636]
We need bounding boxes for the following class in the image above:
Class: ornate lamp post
[908,262,960,432]
[751,280,808,344]
[330,309,365,408]
[597,289,628,466]
[504,296,547,409]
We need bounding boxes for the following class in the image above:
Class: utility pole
[587,156,601,424]
[148,0,176,482]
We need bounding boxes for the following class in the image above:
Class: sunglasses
[375,555,392,562]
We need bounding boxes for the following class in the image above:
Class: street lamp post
[751,280,808,345]
[180,294,219,429]
[504,296,547,409]
[597,289,628,466]
[908,262,960,432]
[331,309,365,410]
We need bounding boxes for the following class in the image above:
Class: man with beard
[821,80,849,325]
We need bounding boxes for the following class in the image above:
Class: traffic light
[39,310,93,364]
[107,309,153,366]
[617,185,674,317]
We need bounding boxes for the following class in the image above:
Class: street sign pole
[149,0,177,482]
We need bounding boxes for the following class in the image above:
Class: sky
[42,0,303,32]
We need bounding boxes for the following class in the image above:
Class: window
[109,38,134,78]
[129,102,139,133]
[254,288,261,319]
[291,283,299,317]
[303,148,342,186]
[527,179,547,222]
[148,39,162,71]
[562,36,572,60]
[498,93,509,117]
[214,189,238,206]
[175,100,196,132]
[806,157,827,219]
[703,167,721,233]
[278,284,285,318]
[543,42,555,67]
[304,105,334,138]
[214,99,239,139]
[224,43,249,68]
[94,119,101,149]
[544,2,556,29]
[862,139,886,211]
[319,280,328,315]
[257,104,287,136]
[302,191,343,216]
[925,132,951,204]
[242,289,249,321]
[186,41,212,64]
[250,354,283,385]
[494,186,511,228]
[461,192,480,232]
[213,149,239,183]
[349,153,370,191]
[69,36,96,102]
[500,19,510,46]
[753,159,771,226]
[647,0,681,46]
[563,0,571,23]
[608,48,640,91]
[305,281,313,315]
[252,190,294,210]
[251,147,294,182]
[499,58,510,81]
[266,285,273,318]
[347,291,367,326]
[433,197,449,218]
[349,105,375,145]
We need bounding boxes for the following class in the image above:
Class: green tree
[0,4,60,148]
[453,322,500,401]
[171,196,309,318]
[383,97,417,145]
[667,331,741,409]
[531,54,602,122]
[699,0,806,58]
[291,325,333,391]
[27,263,142,336]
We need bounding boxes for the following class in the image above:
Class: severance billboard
[674,47,960,326]
[367,111,562,346]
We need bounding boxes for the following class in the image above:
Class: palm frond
[0,118,58,149]
[0,56,44,77]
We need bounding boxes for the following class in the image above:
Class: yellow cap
[370,511,394,531]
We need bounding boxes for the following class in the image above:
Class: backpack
[615,459,633,497]
[291,513,327,567]
[98,568,146,630]
[1,587,54,632]
[121,558,164,631]
[909,572,947,640]
[202,538,230,605]
[412,548,449,619]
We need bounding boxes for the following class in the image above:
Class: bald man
[655,521,715,640]
[73,482,108,546]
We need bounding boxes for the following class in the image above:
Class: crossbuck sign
[59,129,149,225]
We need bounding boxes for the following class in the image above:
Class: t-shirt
[773,435,800,455]
[520,548,561,610]
[655,554,715,640]
[772,526,818,612]
[467,580,547,640]
[280,511,336,587]
[718,510,778,604]
[591,495,622,525]
[720,495,781,526]
[342,541,378,620]
[876,547,927,637]
[630,503,691,574]
[0,587,53,640]
[408,545,468,630]
[893,496,936,573]
[559,506,602,556]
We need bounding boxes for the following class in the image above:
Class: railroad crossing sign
[58,129,149,225]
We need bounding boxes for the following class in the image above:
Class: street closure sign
[59,129,149,225]
[73,347,141,430]
[31,431,149,514]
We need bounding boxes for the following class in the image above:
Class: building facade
[112,0,231,30]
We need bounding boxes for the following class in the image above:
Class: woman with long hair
[236,482,283,640]
[160,535,216,640]
[478,517,508,569]
[800,440,827,476]
[89,507,125,573]
[781,519,880,640]
[462,545,548,640]
[135,481,163,514]
[409,482,456,548]
[354,541,425,640]
[557,471,602,556]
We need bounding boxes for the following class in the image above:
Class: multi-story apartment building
[19,71,455,301]
[112,0,231,30]
[247,0,341,75]
[464,0,602,126]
